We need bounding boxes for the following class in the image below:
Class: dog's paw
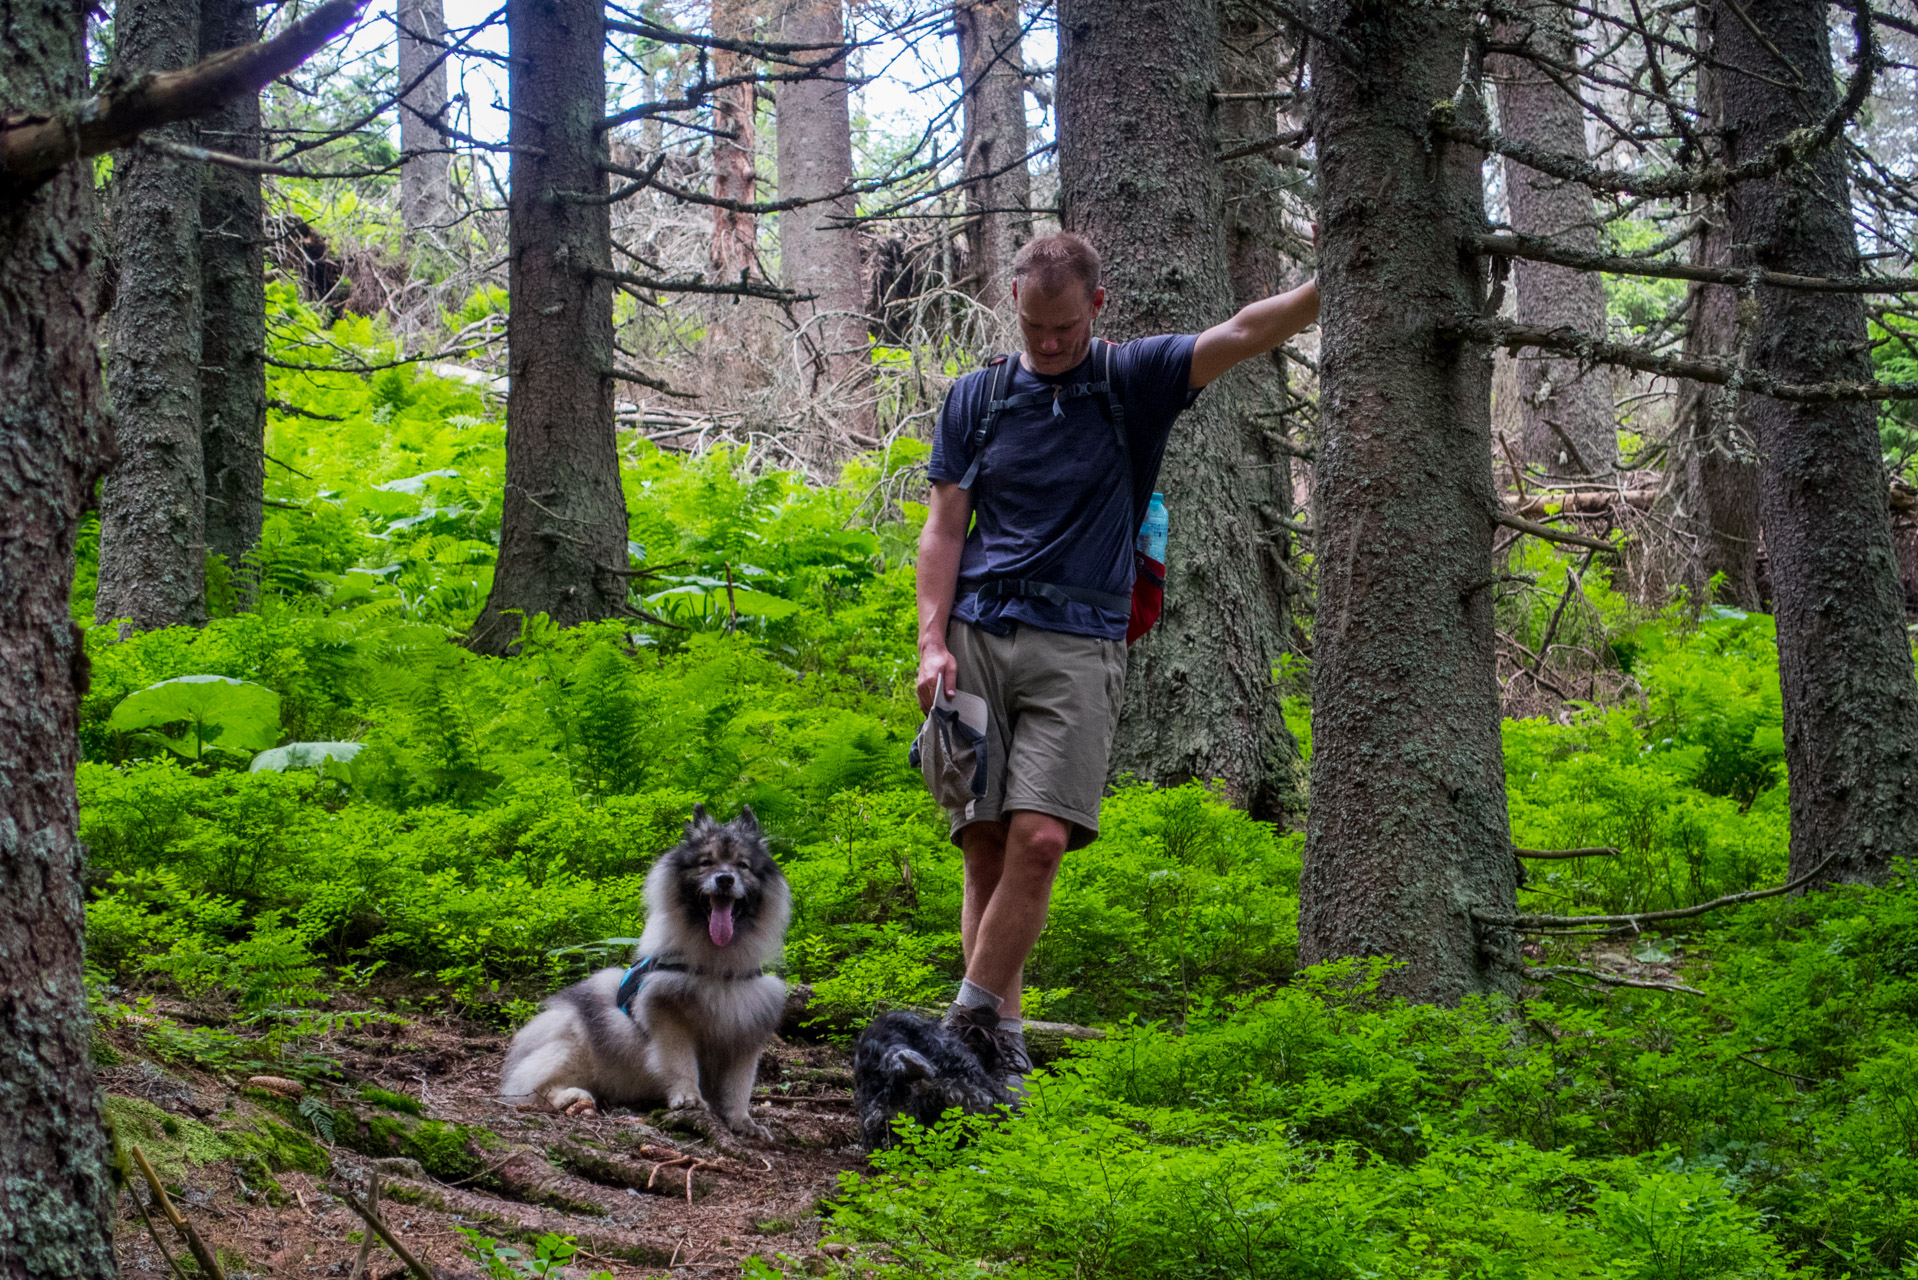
[725,1114,775,1144]
[549,1087,598,1116]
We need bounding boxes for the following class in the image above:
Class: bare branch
[0,0,365,200]
[1478,231,1918,293]
[1493,509,1621,553]
[1474,852,1841,930]
[1515,846,1620,859]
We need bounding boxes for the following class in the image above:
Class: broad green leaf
[108,675,282,759]
[250,741,365,778]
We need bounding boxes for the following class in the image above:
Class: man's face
[1014,278,1105,376]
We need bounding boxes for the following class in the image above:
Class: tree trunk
[1058,0,1303,818]
[1714,0,1918,887]
[1218,0,1306,711]
[96,0,208,630]
[397,0,453,241]
[199,0,267,601]
[0,8,123,1277]
[1673,26,1764,610]
[1298,1,1518,1002]
[954,0,1031,308]
[709,0,759,285]
[468,0,628,654]
[777,0,869,453]
[1488,0,1616,478]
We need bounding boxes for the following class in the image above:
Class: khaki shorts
[942,619,1127,850]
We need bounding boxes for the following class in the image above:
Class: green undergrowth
[69,294,1918,1274]
[833,876,1918,1277]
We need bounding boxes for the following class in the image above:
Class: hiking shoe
[940,1004,1031,1104]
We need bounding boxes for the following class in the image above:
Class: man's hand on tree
[916,644,960,712]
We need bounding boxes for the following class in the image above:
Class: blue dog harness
[614,954,769,1018]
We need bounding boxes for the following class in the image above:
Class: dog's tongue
[708,897,735,948]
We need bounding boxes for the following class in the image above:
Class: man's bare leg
[958,821,1026,1019]
[962,810,1068,1020]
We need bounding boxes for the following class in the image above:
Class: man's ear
[1091,286,1106,314]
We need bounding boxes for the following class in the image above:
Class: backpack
[955,339,1165,644]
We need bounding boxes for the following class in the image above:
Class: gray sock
[998,1017,1024,1033]
[955,978,1003,1013]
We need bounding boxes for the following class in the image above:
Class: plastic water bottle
[1137,493,1168,563]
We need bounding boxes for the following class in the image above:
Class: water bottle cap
[1150,492,1164,504]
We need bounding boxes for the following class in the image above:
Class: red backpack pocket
[1127,551,1165,645]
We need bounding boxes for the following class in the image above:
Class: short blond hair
[1013,232,1101,299]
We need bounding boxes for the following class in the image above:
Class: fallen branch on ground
[337,1185,434,1280]
[1474,852,1840,930]
[132,1146,228,1280]
[1532,964,1704,996]
[1493,509,1620,553]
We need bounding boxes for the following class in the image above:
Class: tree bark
[199,0,267,600]
[776,0,869,449]
[0,6,124,1276]
[1673,24,1764,609]
[397,0,453,241]
[1218,0,1306,726]
[1714,0,1918,887]
[954,0,1031,308]
[1488,0,1615,478]
[1298,1,1518,1002]
[96,0,208,630]
[468,0,629,654]
[709,0,759,285]
[1058,0,1303,818]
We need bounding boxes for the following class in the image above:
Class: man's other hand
[917,643,961,712]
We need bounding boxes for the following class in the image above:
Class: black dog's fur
[852,1011,1013,1149]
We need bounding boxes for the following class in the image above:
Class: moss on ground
[338,1108,499,1181]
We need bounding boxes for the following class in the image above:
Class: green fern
[297,1094,335,1144]
[567,644,645,796]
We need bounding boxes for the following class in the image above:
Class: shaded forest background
[7,0,1918,1276]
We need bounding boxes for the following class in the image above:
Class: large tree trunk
[1298,1,1518,1002]
[1673,27,1764,610]
[709,0,759,285]
[0,8,123,1277]
[397,0,453,242]
[776,0,870,453]
[1058,0,1303,818]
[96,0,208,630]
[468,0,628,654]
[199,0,267,601]
[1715,0,1918,887]
[1218,0,1307,700]
[954,0,1031,308]
[1488,0,1615,478]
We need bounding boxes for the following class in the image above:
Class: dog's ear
[886,1047,934,1082]
[733,804,759,833]
[688,803,713,834]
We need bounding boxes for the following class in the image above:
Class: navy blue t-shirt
[927,334,1201,640]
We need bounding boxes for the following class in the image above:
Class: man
[915,230,1319,1091]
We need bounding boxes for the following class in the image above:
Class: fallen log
[778,984,1103,1063]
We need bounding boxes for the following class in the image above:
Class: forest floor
[101,1003,865,1280]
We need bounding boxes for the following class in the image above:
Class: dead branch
[1478,231,1918,293]
[1474,852,1840,930]
[1465,318,1918,403]
[1508,490,1656,519]
[132,1146,228,1280]
[1516,846,1620,859]
[0,0,364,200]
[1532,964,1705,996]
[594,265,805,302]
[1493,509,1620,553]
[337,1185,434,1280]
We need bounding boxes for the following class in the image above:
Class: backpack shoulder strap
[1093,338,1126,452]
[957,354,1019,491]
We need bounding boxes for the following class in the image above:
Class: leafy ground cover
[81,296,1918,1277]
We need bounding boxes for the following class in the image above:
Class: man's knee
[960,821,1009,873]
[1008,811,1070,873]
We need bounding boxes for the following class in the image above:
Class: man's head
[1010,233,1105,375]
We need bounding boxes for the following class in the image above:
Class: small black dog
[852,1010,1014,1149]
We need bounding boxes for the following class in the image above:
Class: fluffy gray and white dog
[500,805,789,1140]
[852,1010,1013,1149]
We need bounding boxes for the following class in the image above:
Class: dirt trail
[102,1006,867,1279]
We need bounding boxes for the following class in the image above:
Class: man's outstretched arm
[915,481,972,711]
[1188,278,1320,389]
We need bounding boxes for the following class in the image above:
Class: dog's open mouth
[707,893,737,947]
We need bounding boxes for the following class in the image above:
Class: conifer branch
[1477,231,1918,293]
